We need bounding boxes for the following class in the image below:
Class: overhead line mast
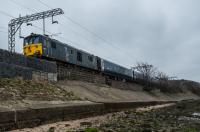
[8,8,64,52]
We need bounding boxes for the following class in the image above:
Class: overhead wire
[0,10,15,18]
[37,0,122,48]
[32,24,83,48]
[8,0,83,47]
[8,0,38,13]
[0,26,7,29]
[37,0,99,44]
[37,0,52,9]
[0,30,8,34]
[32,24,53,35]
[9,0,136,66]
[36,0,137,64]
[35,0,115,53]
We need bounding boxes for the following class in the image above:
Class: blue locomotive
[23,33,134,80]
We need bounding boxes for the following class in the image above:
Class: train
[23,33,140,81]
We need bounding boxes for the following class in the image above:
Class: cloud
[0,0,199,82]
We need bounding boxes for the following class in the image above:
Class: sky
[0,0,199,82]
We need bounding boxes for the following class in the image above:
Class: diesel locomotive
[23,33,134,80]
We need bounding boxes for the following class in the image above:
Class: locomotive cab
[23,34,43,56]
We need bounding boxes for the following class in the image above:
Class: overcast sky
[0,0,199,82]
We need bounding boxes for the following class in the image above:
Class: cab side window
[24,38,29,46]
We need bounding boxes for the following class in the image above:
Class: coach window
[77,52,82,62]
[70,50,73,54]
[51,42,56,49]
[88,56,93,62]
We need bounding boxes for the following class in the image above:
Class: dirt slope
[58,80,200,102]
[0,77,199,107]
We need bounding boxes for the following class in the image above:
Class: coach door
[97,57,101,71]
[64,47,69,62]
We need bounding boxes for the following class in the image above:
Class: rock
[65,124,71,127]
[48,127,55,132]
[80,122,92,127]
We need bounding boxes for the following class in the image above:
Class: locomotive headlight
[35,50,40,55]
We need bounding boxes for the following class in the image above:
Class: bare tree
[132,62,157,91]
[133,62,157,81]
[156,71,169,89]
[156,71,169,81]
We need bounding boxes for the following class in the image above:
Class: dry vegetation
[0,77,80,101]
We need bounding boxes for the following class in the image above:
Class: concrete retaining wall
[0,101,174,131]
[0,103,104,131]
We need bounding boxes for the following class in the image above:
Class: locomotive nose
[23,43,42,56]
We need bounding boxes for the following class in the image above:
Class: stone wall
[0,49,57,81]
[0,49,57,73]
[58,65,105,84]
[0,62,32,80]
[32,71,57,82]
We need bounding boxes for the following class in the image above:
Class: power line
[8,0,37,13]
[9,0,135,66]
[8,0,62,36]
[63,15,138,61]
[30,24,80,47]
[37,0,52,9]
[5,0,75,44]
[37,0,119,48]
[37,0,138,64]
[36,0,137,62]
[0,1,82,53]
[59,23,98,44]
[0,26,7,29]
[0,30,8,34]
[36,0,115,51]
[32,24,82,47]
[36,0,117,54]
[0,10,15,18]
[32,24,53,35]
[35,0,114,43]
